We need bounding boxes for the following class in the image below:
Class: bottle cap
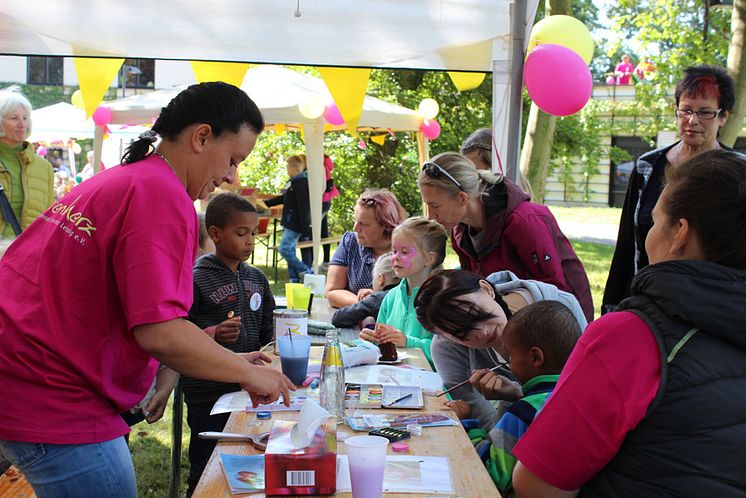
[391,442,410,453]
[256,411,272,420]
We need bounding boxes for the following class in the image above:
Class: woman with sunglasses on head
[513,150,746,498]
[418,152,593,321]
[325,189,407,308]
[603,65,740,314]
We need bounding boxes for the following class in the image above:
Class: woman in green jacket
[0,86,54,238]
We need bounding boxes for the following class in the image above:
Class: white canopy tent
[99,65,426,268]
[1,0,540,265]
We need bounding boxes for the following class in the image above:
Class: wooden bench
[0,466,35,498]
[271,235,342,281]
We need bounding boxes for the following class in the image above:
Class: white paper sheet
[344,365,443,394]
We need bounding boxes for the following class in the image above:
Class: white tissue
[290,397,331,448]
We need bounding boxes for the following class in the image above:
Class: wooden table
[193,345,500,497]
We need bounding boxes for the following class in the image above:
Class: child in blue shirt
[476,300,581,497]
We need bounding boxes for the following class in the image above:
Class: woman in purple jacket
[418,152,593,321]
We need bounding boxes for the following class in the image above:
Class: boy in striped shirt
[484,300,581,497]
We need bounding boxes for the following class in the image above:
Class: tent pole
[496,0,528,184]
[304,122,325,274]
[416,131,430,216]
[93,126,105,175]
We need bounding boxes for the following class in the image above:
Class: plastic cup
[345,435,388,498]
[277,334,311,385]
[285,283,312,310]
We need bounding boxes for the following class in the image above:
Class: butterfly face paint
[391,232,425,278]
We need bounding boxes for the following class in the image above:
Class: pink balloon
[524,44,593,116]
[605,75,615,86]
[323,103,345,125]
[92,106,112,126]
[36,146,48,157]
[420,119,441,140]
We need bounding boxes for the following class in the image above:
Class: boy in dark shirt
[183,193,276,496]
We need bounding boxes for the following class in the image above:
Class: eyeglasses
[675,108,721,120]
[421,162,465,192]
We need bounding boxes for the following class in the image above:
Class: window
[119,58,155,89]
[27,57,63,85]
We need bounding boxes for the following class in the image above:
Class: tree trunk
[720,0,746,146]
[519,0,570,202]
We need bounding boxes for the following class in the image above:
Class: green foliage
[240,68,493,235]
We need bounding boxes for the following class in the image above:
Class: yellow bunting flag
[190,61,250,87]
[73,57,125,118]
[274,124,286,135]
[447,72,487,92]
[318,67,371,135]
[371,134,386,146]
[299,125,305,143]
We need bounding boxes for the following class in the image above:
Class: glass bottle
[319,329,346,421]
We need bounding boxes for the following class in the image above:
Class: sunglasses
[359,197,378,208]
[421,162,465,192]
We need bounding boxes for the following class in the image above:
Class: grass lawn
[129,207,617,497]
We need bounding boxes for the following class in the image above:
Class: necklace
[154,152,177,176]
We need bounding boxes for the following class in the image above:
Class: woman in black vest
[512,149,746,497]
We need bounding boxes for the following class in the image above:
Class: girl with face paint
[358,217,447,365]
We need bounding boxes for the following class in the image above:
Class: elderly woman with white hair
[0,86,54,238]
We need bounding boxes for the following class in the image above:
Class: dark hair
[414,269,512,340]
[205,192,258,229]
[663,149,746,269]
[121,81,265,165]
[460,128,492,167]
[675,65,735,116]
[503,301,581,373]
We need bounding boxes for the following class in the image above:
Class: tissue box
[265,419,337,495]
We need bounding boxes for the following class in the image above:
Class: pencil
[436,360,510,397]
[386,393,413,406]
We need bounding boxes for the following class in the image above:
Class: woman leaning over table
[0,86,54,238]
[0,82,294,498]
[418,152,593,321]
[513,150,746,497]
[325,188,406,307]
[603,64,740,313]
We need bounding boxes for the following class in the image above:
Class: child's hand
[358,327,378,343]
[470,370,522,401]
[356,288,374,301]
[376,325,407,348]
[445,399,472,419]
[215,317,241,344]
[144,389,170,423]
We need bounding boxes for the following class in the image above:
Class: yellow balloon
[71,90,85,110]
[418,98,439,119]
[298,95,325,119]
[528,15,594,65]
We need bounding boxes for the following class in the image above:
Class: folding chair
[252,216,271,265]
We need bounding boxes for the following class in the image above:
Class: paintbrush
[436,360,510,397]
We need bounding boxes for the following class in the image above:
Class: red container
[264,420,337,495]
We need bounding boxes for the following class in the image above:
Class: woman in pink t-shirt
[512,150,746,497]
[0,82,295,498]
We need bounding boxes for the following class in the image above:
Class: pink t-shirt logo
[48,195,97,236]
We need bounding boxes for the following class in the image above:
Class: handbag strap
[0,183,22,236]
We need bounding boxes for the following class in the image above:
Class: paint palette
[344,383,423,409]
